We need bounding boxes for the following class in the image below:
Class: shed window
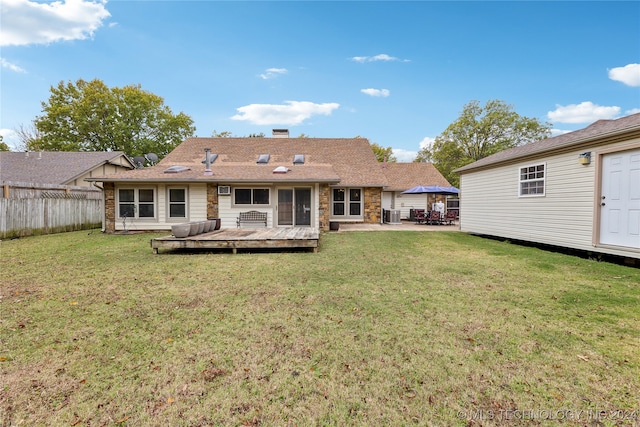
[519,163,545,196]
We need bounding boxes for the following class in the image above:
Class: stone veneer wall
[104,182,115,233]
[319,185,382,229]
[363,187,382,224]
[207,183,219,219]
[318,184,330,231]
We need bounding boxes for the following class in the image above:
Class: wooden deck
[150,227,319,254]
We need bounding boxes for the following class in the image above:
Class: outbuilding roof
[455,113,640,173]
[0,151,134,185]
[380,162,451,191]
[90,137,389,187]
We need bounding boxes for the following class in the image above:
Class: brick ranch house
[88,131,390,233]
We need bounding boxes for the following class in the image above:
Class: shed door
[599,149,640,248]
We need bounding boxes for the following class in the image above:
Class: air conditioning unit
[218,186,231,195]
[389,209,401,224]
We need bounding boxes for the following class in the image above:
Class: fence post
[44,198,49,233]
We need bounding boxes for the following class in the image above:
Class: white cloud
[390,137,435,163]
[392,148,417,162]
[361,88,390,97]
[0,0,111,46]
[259,68,288,80]
[419,137,435,151]
[0,57,26,73]
[0,129,20,151]
[608,63,640,87]
[231,101,340,125]
[547,102,621,124]
[625,108,640,115]
[350,53,409,63]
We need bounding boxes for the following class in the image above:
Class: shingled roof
[456,113,640,173]
[90,137,389,187]
[380,162,451,192]
[0,151,134,185]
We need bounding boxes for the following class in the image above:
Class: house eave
[85,177,342,184]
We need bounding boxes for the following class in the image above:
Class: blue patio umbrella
[402,185,460,216]
[401,185,459,195]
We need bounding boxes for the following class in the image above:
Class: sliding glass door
[277,188,311,226]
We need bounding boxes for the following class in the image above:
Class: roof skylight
[257,154,270,164]
[293,154,305,165]
[164,165,191,174]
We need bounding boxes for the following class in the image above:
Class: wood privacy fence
[0,181,103,239]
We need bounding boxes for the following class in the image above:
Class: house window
[332,188,363,218]
[519,163,545,196]
[168,188,187,218]
[234,188,270,205]
[333,188,345,215]
[118,188,155,218]
[349,188,361,215]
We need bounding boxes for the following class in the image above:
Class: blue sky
[1,1,639,161]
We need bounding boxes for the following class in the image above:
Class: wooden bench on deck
[237,210,268,228]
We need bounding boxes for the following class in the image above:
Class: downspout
[92,182,105,232]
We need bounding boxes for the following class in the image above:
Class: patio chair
[426,210,442,225]
[413,209,426,224]
[444,210,457,225]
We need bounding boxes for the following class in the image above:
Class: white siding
[460,140,640,259]
[218,184,321,229]
[382,191,393,210]
[187,184,208,221]
[71,163,131,187]
[394,193,429,219]
[217,192,237,228]
[114,183,208,232]
[217,187,274,228]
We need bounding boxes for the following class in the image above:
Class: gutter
[91,182,106,232]
[85,177,343,184]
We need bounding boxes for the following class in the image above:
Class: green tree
[33,79,195,158]
[415,100,551,186]
[371,142,397,163]
[211,130,234,137]
[0,135,10,151]
[15,121,42,151]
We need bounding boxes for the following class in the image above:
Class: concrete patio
[336,220,460,232]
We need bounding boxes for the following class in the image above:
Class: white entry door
[599,149,640,248]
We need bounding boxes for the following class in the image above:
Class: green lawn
[1,230,638,426]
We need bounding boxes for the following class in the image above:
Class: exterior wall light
[578,152,591,165]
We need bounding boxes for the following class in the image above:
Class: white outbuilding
[455,113,640,261]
